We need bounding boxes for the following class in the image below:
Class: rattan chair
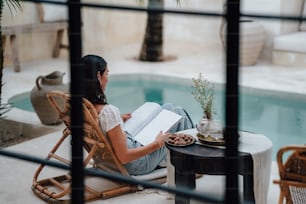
[32,90,167,203]
[273,145,306,204]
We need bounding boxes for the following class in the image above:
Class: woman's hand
[155,131,166,148]
[121,113,132,122]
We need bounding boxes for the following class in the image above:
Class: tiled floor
[1,43,306,203]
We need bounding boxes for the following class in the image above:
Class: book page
[134,109,182,146]
[122,102,162,136]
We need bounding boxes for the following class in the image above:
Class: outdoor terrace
[1,0,306,203]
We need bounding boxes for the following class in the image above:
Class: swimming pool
[8,74,306,159]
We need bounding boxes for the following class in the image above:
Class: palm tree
[139,0,164,61]
[139,0,179,62]
[0,0,22,117]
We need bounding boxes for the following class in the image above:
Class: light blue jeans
[124,103,194,175]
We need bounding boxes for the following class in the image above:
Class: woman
[82,54,194,175]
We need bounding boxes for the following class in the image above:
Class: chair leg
[9,34,21,72]
[2,35,6,65]
[278,191,284,204]
[52,29,64,58]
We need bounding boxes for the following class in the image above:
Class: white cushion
[301,1,306,31]
[274,32,306,53]
[41,0,68,22]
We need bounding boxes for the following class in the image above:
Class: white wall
[2,0,291,65]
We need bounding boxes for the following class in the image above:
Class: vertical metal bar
[225,0,240,204]
[68,1,84,204]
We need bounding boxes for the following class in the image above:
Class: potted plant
[191,74,224,141]
[191,73,216,136]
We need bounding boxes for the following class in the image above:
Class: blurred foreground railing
[1,0,305,203]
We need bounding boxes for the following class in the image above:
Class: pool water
[8,74,306,159]
[9,92,35,112]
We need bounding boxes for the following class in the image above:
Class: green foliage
[0,83,11,118]
[2,0,22,15]
[0,101,11,118]
[0,0,22,117]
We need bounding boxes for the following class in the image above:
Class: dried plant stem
[191,73,215,120]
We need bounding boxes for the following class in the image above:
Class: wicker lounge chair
[32,90,167,203]
[273,145,306,204]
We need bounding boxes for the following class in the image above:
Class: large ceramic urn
[30,71,68,125]
[220,20,266,66]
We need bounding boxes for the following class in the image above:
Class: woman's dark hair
[81,54,107,104]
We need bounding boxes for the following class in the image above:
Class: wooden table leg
[243,172,255,203]
[175,169,196,204]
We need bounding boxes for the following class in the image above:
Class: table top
[166,129,253,174]
[166,140,250,158]
[166,128,272,157]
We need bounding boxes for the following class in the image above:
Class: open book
[122,102,182,146]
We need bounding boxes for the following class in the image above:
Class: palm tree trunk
[139,0,164,61]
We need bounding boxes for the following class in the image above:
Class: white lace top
[98,104,123,136]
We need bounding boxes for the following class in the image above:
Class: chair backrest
[47,90,130,176]
[276,145,306,203]
[36,1,68,23]
[278,146,306,182]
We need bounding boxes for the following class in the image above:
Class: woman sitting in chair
[82,54,194,175]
